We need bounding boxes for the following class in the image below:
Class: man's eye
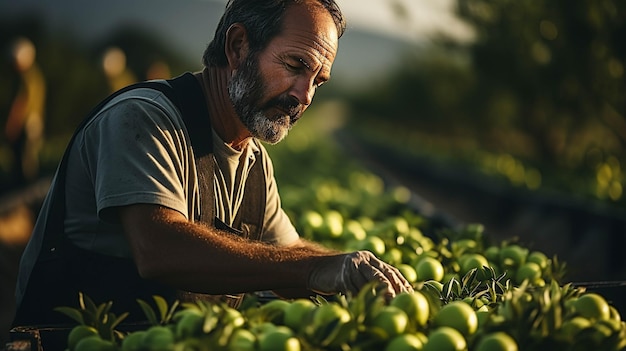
[285,62,303,71]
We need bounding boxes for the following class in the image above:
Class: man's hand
[307,250,414,299]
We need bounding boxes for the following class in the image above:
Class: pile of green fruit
[56,117,626,350]
[57,217,626,351]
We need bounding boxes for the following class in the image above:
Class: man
[12,0,412,326]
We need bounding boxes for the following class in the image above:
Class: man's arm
[118,203,413,297]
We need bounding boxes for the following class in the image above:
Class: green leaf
[136,298,158,325]
[164,300,180,323]
[79,292,98,315]
[53,306,85,325]
[152,295,169,322]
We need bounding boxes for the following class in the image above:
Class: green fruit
[312,303,351,328]
[68,325,99,351]
[284,299,316,331]
[385,333,424,351]
[573,293,611,321]
[142,325,174,351]
[390,291,430,328]
[75,335,117,351]
[499,245,528,269]
[322,210,344,238]
[383,248,404,266]
[558,316,591,342]
[122,331,146,351]
[415,257,445,282]
[222,307,245,328]
[423,326,467,351]
[434,301,478,337]
[475,332,518,351]
[301,210,324,229]
[397,263,418,283]
[260,299,291,324]
[453,239,478,254]
[527,251,549,270]
[609,306,622,322]
[175,310,204,339]
[359,236,386,256]
[371,306,409,338]
[459,253,489,279]
[484,246,500,263]
[424,280,444,293]
[515,262,542,284]
[259,326,300,351]
[343,220,367,241]
[228,328,257,351]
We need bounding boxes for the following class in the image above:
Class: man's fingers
[356,250,414,294]
[378,260,414,293]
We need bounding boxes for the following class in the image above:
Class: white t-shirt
[15,84,299,304]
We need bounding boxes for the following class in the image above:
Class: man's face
[228,52,298,144]
[228,2,339,144]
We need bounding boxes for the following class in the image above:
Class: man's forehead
[278,2,339,60]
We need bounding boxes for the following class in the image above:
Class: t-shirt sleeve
[79,95,190,222]
[258,147,300,246]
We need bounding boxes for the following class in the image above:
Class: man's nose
[290,78,315,106]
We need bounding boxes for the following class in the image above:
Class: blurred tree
[345,0,625,204]
[457,0,625,171]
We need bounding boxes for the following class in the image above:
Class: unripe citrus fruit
[434,301,478,337]
[475,331,518,351]
[312,303,351,329]
[390,291,430,328]
[229,328,257,351]
[371,305,409,338]
[459,253,490,279]
[423,326,467,351]
[415,257,444,282]
[385,333,424,351]
[573,293,611,321]
[527,251,549,270]
[68,325,99,351]
[397,263,418,283]
[515,262,542,284]
[322,210,344,238]
[259,326,300,351]
[75,335,117,351]
[260,298,291,324]
[343,220,367,241]
[222,307,245,328]
[359,236,386,256]
[121,331,146,351]
[557,316,591,342]
[499,245,528,269]
[141,325,174,351]
[484,246,500,263]
[284,299,317,331]
[175,310,204,339]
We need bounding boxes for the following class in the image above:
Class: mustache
[267,95,304,122]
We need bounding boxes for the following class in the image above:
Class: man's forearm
[121,204,335,294]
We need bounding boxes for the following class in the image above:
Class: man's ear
[225,23,249,70]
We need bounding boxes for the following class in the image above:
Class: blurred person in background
[145,59,172,80]
[4,37,46,186]
[102,46,137,93]
[12,0,412,327]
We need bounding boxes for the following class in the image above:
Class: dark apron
[12,72,266,327]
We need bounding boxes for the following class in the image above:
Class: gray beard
[227,60,290,145]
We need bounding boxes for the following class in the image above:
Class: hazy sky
[336,0,472,43]
[0,0,473,85]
